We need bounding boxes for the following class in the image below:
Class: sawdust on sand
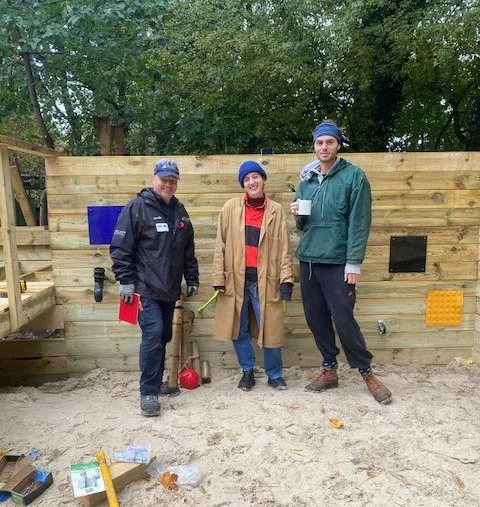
[1,360,479,506]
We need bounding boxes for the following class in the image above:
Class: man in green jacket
[291,120,391,404]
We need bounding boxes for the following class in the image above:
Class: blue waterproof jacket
[294,158,371,265]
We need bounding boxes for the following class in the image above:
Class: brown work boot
[363,373,392,404]
[305,367,339,392]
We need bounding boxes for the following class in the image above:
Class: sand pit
[1,360,480,506]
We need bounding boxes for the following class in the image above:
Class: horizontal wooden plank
[54,277,476,307]
[0,135,61,157]
[63,329,473,358]
[46,152,480,178]
[65,337,139,356]
[21,285,56,328]
[48,207,480,235]
[0,356,67,375]
[0,373,68,387]
[45,170,480,196]
[21,305,64,330]
[190,313,475,335]
[67,353,138,373]
[45,189,480,214]
[49,243,477,283]
[199,347,473,367]
[63,311,474,347]
[0,283,56,338]
[47,218,480,255]
[15,227,50,246]
[472,332,480,362]
[60,295,475,324]
[0,338,66,359]
[0,247,51,262]
[51,260,477,292]
[57,249,479,280]
[65,345,473,373]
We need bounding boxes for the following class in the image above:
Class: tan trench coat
[212,195,294,348]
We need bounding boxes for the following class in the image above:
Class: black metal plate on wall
[389,236,427,273]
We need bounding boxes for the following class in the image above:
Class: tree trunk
[21,50,55,149]
[112,126,125,155]
[93,116,112,155]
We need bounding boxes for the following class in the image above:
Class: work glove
[213,286,226,292]
[280,282,293,301]
[186,285,199,297]
[119,283,135,304]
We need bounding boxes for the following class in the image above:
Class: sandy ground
[1,360,480,507]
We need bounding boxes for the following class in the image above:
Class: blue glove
[119,283,135,304]
[187,285,199,297]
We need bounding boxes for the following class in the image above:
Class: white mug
[298,199,312,216]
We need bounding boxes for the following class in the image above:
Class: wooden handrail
[0,135,63,158]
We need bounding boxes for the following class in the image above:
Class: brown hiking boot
[363,373,392,404]
[305,367,339,392]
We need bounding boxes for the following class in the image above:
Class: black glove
[187,285,199,297]
[280,282,293,301]
[213,286,226,292]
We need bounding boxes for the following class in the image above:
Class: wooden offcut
[78,460,151,507]
[168,298,183,388]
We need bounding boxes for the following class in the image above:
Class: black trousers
[300,262,372,369]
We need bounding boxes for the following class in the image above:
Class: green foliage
[0,0,478,154]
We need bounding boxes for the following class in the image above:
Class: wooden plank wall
[45,153,480,375]
[0,226,51,275]
[0,226,65,385]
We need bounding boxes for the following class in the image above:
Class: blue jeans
[138,297,176,395]
[233,281,283,380]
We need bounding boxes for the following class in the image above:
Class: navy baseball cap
[154,159,180,179]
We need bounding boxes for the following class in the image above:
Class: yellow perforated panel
[425,290,463,326]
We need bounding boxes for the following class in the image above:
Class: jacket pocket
[224,271,235,297]
[266,276,280,303]
[301,223,331,258]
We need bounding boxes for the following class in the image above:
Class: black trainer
[268,377,287,390]
[238,370,255,391]
[140,394,160,417]
[159,382,181,397]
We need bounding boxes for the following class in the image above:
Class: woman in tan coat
[212,161,294,391]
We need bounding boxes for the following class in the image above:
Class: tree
[394,0,480,150]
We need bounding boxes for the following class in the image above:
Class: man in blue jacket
[110,159,199,416]
[291,121,391,404]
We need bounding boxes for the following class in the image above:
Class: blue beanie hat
[312,121,343,144]
[238,161,267,188]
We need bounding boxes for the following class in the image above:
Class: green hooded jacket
[294,157,371,265]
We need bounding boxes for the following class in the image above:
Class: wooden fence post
[0,146,22,330]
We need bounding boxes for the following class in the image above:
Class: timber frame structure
[0,136,60,341]
[1,137,480,385]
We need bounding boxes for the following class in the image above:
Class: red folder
[118,293,140,324]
